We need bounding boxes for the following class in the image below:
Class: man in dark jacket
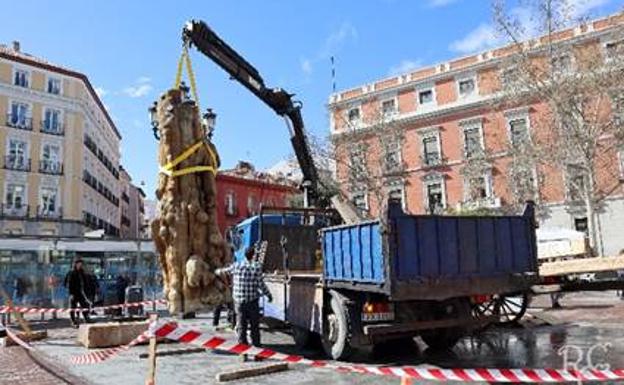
[64,259,91,327]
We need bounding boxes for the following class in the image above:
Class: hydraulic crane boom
[183,20,321,208]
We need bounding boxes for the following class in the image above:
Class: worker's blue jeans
[234,299,260,346]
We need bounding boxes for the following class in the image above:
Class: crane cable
[158,44,218,178]
[174,43,201,111]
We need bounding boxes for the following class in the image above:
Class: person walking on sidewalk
[64,259,91,327]
[216,247,272,347]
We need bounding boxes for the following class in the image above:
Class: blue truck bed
[322,202,538,300]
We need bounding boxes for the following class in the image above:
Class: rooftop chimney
[12,41,20,52]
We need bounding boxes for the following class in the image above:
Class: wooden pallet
[539,255,624,277]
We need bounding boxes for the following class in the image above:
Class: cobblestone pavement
[0,344,91,385]
[2,291,624,385]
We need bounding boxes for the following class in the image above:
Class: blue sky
[1,0,621,198]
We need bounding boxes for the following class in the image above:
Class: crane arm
[182,20,321,207]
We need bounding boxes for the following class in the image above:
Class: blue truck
[231,202,539,360]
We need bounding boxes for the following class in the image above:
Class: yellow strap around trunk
[159,140,218,178]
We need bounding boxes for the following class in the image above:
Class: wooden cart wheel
[473,293,529,325]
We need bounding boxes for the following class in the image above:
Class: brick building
[216,161,299,235]
[328,13,624,256]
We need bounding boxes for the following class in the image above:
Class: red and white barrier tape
[69,321,624,383]
[0,299,167,315]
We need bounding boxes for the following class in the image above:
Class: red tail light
[471,294,491,304]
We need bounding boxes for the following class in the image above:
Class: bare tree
[493,0,624,255]
[327,104,408,225]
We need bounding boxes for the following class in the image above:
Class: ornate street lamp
[148,101,159,140]
[202,108,217,139]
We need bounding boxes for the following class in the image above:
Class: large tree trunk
[151,89,230,315]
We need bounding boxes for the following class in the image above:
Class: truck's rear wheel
[420,327,463,351]
[321,291,354,360]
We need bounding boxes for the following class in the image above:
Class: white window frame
[505,108,531,146]
[6,137,29,168]
[4,183,27,210]
[459,117,485,158]
[46,76,63,95]
[383,139,402,172]
[42,107,64,133]
[225,191,236,215]
[423,177,447,212]
[456,73,478,99]
[247,194,256,214]
[380,95,398,119]
[12,67,30,88]
[39,186,59,215]
[387,184,406,211]
[551,53,574,74]
[463,171,494,202]
[345,104,362,130]
[419,126,442,167]
[41,141,63,173]
[603,38,624,62]
[415,82,436,108]
[350,191,369,211]
[8,99,32,128]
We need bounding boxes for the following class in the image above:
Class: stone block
[77,321,148,349]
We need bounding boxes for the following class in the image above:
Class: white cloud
[428,0,458,7]
[300,21,358,76]
[301,58,313,75]
[94,87,108,98]
[568,0,611,18]
[388,59,422,76]
[448,0,610,55]
[449,23,499,53]
[122,77,153,98]
[319,21,358,59]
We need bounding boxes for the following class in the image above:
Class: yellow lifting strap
[159,140,218,178]
[174,44,201,111]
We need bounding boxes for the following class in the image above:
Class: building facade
[216,161,299,235]
[328,14,624,256]
[0,42,122,237]
[119,166,146,239]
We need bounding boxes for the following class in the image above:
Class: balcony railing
[40,120,65,136]
[36,205,62,220]
[0,204,29,219]
[6,114,33,130]
[421,153,447,168]
[39,160,63,175]
[460,196,502,210]
[4,156,31,172]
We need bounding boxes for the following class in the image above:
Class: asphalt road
[3,291,624,385]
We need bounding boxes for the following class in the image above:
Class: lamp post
[202,108,217,139]
[148,102,159,140]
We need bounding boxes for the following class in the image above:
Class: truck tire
[321,291,354,360]
[420,327,463,351]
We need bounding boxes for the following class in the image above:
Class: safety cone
[400,376,412,385]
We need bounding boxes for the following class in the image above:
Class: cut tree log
[152,88,231,315]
